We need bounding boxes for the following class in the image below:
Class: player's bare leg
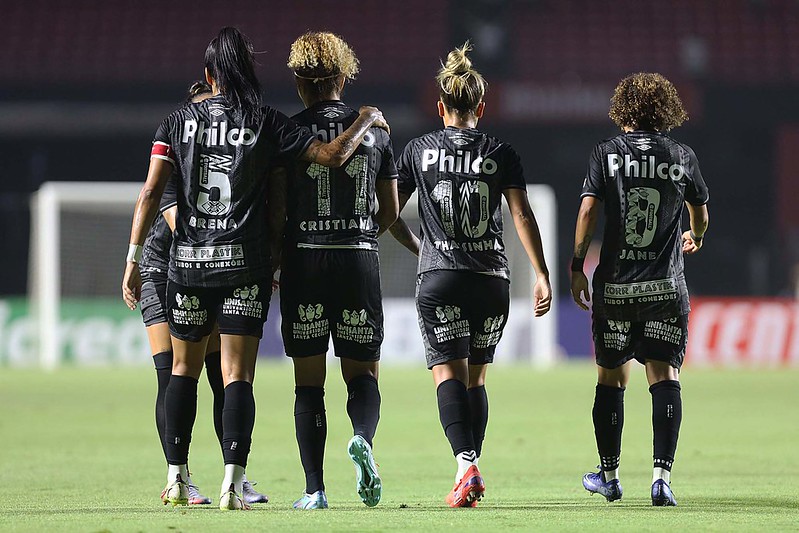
[583,361,631,501]
[217,334,259,510]
[342,359,382,507]
[162,335,209,506]
[433,360,485,507]
[292,354,329,509]
[645,360,681,506]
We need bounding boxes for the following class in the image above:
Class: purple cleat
[582,470,623,502]
[651,479,677,506]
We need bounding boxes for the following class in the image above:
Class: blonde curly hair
[287,31,359,82]
[436,41,487,113]
[608,73,688,131]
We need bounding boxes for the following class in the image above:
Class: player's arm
[388,191,421,256]
[267,166,288,276]
[503,188,552,317]
[122,157,172,310]
[682,202,709,255]
[163,206,177,232]
[375,179,399,237]
[301,106,390,168]
[571,195,601,311]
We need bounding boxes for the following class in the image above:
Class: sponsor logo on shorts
[644,319,683,345]
[293,303,329,340]
[473,314,505,349]
[172,293,207,326]
[222,285,263,319]
[603,319,631,351]
[337,309,374,344]
[433,305,469,343]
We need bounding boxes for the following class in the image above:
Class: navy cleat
[651,479,677,506]
[582,470,623,502]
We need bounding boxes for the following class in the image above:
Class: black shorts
[416,270,510,369]
[140,273,168,327]
[592,314,689,370]
[280,248,383,361]
[166,279,270,342]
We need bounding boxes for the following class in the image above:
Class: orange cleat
[445,465,485,508]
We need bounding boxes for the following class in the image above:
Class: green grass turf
[0,363,797,531]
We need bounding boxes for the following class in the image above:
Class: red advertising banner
[688,298,799,367]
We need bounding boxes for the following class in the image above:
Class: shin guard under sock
[436,379,476,457]
[592,383,625,475]
[152,351,173,460]
[164,374,198,465]
[294,386,327,493]
[468,385,489,458]
[650,380,682,472]
[346,374,381,447]
[222,381,255,468]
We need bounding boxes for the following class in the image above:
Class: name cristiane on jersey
[299,217,372,232]
[607,154,686,181]
[182,120,257,147]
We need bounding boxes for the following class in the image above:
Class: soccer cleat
[651,479,677,506]
[347,435,382,507]
[161,473,189,506]
[292,490,328,510]
[242,478,269,504]
[582,470,623,502]
[187,481,212,505]
[219,483,250,511]
[445,464,485,508]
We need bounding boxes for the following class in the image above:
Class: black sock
[222,381,255,467]
[164,374,198,465]
[650,380,682,472]
[294,386,327,493]
[593,383,625,475]
[436,379,475,456]
[152,351,173,460]
[468,385,489,458]
[204,351,225,452]
[346,374,381,447]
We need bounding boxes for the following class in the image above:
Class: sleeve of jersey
[684,148,710,205]
[150,117,176,166]
[377,132,399,180]
[265,107,316,159]
[500,145,527,190]
[580,146,605,200]
[395,143,417,195]
[159,176,178,212]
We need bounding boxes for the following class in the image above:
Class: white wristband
[126,244,143,263]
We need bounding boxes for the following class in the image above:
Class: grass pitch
[0,362,797,531]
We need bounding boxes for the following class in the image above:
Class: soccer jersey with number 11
[151,95,315,287]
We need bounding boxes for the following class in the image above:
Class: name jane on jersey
[422,149,498,175]
[182,120,257,147]
[607,154,686,181]
[299,217,372,232]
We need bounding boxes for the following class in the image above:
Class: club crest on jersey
[182,119,257,147]
[311,123,375,147]
[422,149,497,175]
[607,153,685,181]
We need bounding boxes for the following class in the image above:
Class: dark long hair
[204,27,262,119]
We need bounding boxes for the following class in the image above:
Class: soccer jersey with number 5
[581,131,709,321]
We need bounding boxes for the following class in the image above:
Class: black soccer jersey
[282,101,398,250]
[139,176,179,277]
[151,95,315,287]
[581,130,709,321]
[397,127,526,277]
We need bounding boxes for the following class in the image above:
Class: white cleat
[219,483,250,511]
[161,473,189,506]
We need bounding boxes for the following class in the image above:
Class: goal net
[29,182,557,368]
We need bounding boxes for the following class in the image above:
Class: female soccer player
[138,80,269,507]
[122,27,389,510]
[571,73,709,507]
[275,31,399,510]
[390,42,552,507]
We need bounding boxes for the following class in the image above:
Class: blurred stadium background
[1,0,798,368]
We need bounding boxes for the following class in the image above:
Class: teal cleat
[347,435,382,507]
[293,490,328,510]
